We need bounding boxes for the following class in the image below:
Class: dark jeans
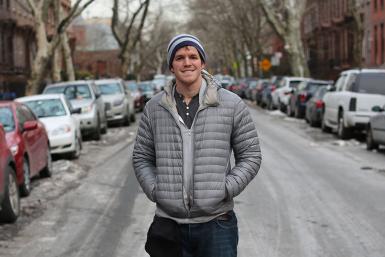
[180,211,239,257]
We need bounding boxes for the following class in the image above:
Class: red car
[0,123,20,223]
[0,101,52,197]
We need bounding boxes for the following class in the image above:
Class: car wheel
[101,122,107,134]
[0,166,20,223]
[130,112,136,122]
[337,113,350,139]
[321,115,332,133]
[70,136,82,159]
[40,148,52,178]
[93,117,101,140]
[366,126,378,150]
[19,157,31,197]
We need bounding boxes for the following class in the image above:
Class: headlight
[81,104,93,113]
[51,125,71,136]
[113,98,124,106]
[10,145,18,156]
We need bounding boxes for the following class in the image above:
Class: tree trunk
[52,47,62,82]
[120,51,131,79]
[285,27,310,77]
[62,33,75,81]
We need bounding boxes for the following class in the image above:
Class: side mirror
[95,92,101,99]
[71,107,82,114]
[326,85,335,92]
[372,106,384,112]
[23,120,38,131]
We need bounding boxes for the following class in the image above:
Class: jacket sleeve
[132,106,157,202]
[226,99,262,200]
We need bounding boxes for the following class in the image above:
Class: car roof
[341,69,385,75]
[94,78,123,84]
[16,94,64,102]
[45,80,94,88]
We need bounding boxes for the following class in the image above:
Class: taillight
[315,100,324,109]
[349,97,356,111]
[299,93,307,102]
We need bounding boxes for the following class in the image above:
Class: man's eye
[190,55,198,59]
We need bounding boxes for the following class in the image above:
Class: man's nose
[183,57,192,65]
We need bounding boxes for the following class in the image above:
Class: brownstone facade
[0,0,73,98]
[74,50,122,79]
[370,0,385,67]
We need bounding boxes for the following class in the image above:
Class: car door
[325,74,346,125]
[372,112,385,144]
[18,106,45,175]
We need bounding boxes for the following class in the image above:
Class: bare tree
[348,0,365,67]
[259,0,310,77]
[25,0,95,95]
[111,0,150,78]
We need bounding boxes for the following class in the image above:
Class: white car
[271,76,310,112]
[16,94,82,159]
[323,69,385,139]
[95,78,135,125]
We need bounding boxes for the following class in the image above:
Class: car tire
[40,148,52,178]
[101,122,107,134]
[70,136,82,159]
[19,157,31,197]
[130,112,136,122]
[93,117,101,140]
[0,165,20,223]
[321,115,332,133]
[337,113,350,139]
[366,126,378,150]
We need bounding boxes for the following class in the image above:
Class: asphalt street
[1,103,385,257]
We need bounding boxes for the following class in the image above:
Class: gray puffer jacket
[133,71,261,219]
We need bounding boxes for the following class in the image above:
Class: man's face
[170,46,205,86]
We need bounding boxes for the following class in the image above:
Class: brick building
[0,0,73,98]
[370,0,385,67]
[302,0,371,80]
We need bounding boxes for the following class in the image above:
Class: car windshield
[307,82,329,94]
[355,73,385,94]
[23,99,67,118]
[0,107,15,132]
[126,83,138,91]
[98,83,123,95]
[138,83,153,92]
[289,80,303,88]
[45,84,92,100]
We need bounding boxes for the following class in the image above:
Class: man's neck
[175,76,202,104]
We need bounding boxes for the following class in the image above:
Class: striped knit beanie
[167,34,206,70]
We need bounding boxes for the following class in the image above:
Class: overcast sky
[83,0,190,22]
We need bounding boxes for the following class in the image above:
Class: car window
[21,105,37,121]
[354,73,385,94]
[97,82,123,95]
[0,107,15,132]
[23,99,67,118]
[307,82,329,94]
[289,80,303,88]
[16,106,28,127]
[126,83,138,91]
[45,84,92,100]
[314,86,327,98]
[345,74,357,91]
[138,83,154,92]
[334,75,346,92]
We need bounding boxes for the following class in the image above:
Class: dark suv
[0,123,20,223]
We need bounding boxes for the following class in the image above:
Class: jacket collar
[161,70,220,110]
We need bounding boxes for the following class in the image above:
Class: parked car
[227,80,247,98]
[16,94,82,159]
[322,69,385,139]
[287,79,332,118]
[271,76,310,112]
[0,123,20,223]
[366,105,385,150]
[255,79,270,106]
[0,101,51,196]
[43,80,107,140]
[95,79,135,125]
[244,80,258,100]
[152,74,168,93]
[125,80,145,112]
[138,81,156,102]
[305,85,334,127]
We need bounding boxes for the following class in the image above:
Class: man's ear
[170,67,174,73]
[202,62,206,69]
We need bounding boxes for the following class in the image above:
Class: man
[133,34,262,257]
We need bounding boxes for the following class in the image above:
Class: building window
[381,0,384,10]
[374,0,378,12]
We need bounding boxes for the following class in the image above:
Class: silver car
[95,79,135,126]
[43,80,108,140]
[366,105,385,150]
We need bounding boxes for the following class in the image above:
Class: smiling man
[133,34,262,257]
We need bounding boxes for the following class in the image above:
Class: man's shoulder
[217,88,242,104]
